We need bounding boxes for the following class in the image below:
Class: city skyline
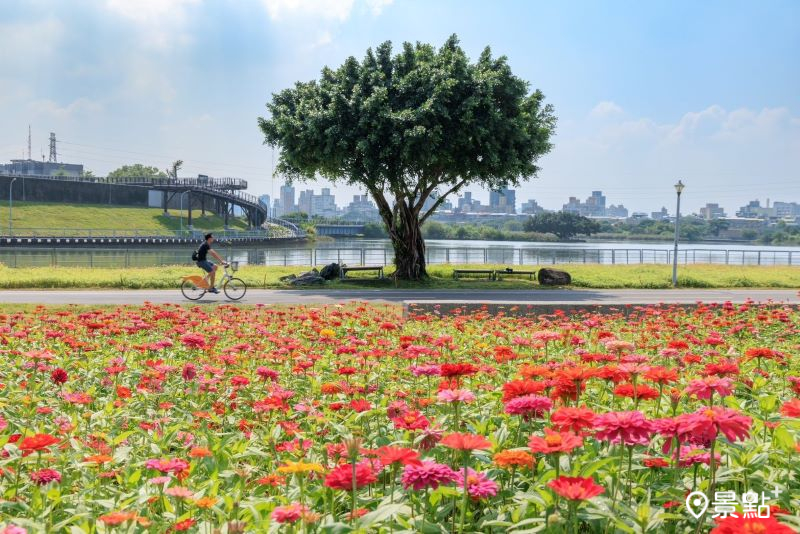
[1,1,798,215]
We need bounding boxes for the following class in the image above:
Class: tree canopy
[259,34,556,279]
[107,164,166,179]
[524,212,600,240]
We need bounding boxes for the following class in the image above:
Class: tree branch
[419,178,469,225]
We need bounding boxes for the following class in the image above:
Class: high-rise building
[279,184,296,215]
[521,199,545,215]
[311,188,337,217]
[489,188,516,213]
[344,194,379,220]
[258,194,272,217]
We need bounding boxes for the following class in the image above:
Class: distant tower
[48,132,57,163]
[27,125,32,160]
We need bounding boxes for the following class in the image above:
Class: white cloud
[104,0,200,48]
[28,97,104,119]
[589,100,624,118]
[365,0,394,15]
[261,0,356,21]
[105,0,201,23]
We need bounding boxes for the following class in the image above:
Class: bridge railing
[0,173,248,190]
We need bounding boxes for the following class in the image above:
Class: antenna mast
[48,132,57,163]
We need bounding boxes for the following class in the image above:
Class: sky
[1,0,798,215]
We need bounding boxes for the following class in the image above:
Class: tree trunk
[390,209,427,280]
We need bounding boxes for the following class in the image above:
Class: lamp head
[674,180,685,194]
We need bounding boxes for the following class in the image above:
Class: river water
[1,238,799,268]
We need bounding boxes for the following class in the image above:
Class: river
[1,238,799,268]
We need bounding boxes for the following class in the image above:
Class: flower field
[0,302,799,533]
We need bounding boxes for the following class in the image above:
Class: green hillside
[0,201,249,235]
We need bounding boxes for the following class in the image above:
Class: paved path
[0,288,797,306]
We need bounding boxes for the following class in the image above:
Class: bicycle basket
[230,261,239,272]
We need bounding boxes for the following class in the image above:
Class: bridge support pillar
[224,202,229,228]
[162,191,168,215]
[187,191,192,227]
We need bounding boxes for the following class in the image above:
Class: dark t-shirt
[197,242,211,261]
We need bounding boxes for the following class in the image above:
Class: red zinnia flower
[528,428,583,455]
[440,363,478,378]
[501,380,547,402]
[374,446,422,467]
[780,398,800,418]
[710,514,795,534]
[440,432,492,451]
[19,433,60,452]
[551,406,596,433]
[391,410,430,431]
[547,476,604,500]
[324,462,378,491]
[180,333,205,349]
[677,407,752,445]
[50,368,68,385]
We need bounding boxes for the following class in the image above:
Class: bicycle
[181,261,247,301]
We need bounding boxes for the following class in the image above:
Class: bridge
[0,173,304,237]
[315,224,365,237]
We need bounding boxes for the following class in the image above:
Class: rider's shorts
[196,260,214,273]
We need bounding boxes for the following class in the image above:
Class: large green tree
[524,211,600,240]
[107,164,166,180]
[259,35,556,280]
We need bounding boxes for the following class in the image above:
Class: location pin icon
[686,491,709,519]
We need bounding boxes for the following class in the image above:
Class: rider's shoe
[209,288,220,294]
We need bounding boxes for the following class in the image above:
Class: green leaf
[772,425,795,452]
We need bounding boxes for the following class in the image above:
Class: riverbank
[0,264,798,289]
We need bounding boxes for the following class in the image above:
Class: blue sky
[1,0,798,214]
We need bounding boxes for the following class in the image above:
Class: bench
[453,269,496,280]
[494,269,536,280]
[340,265,384,280]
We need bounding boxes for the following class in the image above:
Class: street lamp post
[672,180,685,287]
[8,177,17,236]
[179,190,190,236]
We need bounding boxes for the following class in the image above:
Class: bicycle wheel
[223,277,247,301]
[181,279,206,301]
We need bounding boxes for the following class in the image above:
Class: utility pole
[27,125,31,160]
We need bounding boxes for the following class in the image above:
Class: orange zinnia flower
[493,450,534,469]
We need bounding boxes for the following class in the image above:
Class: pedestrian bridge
[315,224,365,237]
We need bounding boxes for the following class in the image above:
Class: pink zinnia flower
[29,469,61,485]
[454,468,498,500]
[593,411,654,446]
[165,487,193,498]
[685,377,734,400]
[504,394,553,420]
[271,503,313,523]
[437,389,476,404]
[256,366,279,381]
[401,461,458,490]
[180,333,206,349]
[410,364,440,377]
[2,526,27,534]
[145,458,189,473]
[148,476,172,485]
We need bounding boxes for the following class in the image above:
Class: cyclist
[194,233,226,294]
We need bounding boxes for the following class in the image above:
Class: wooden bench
[453,269,496,280]
[494,269,536,280]
[340,265,384,280]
